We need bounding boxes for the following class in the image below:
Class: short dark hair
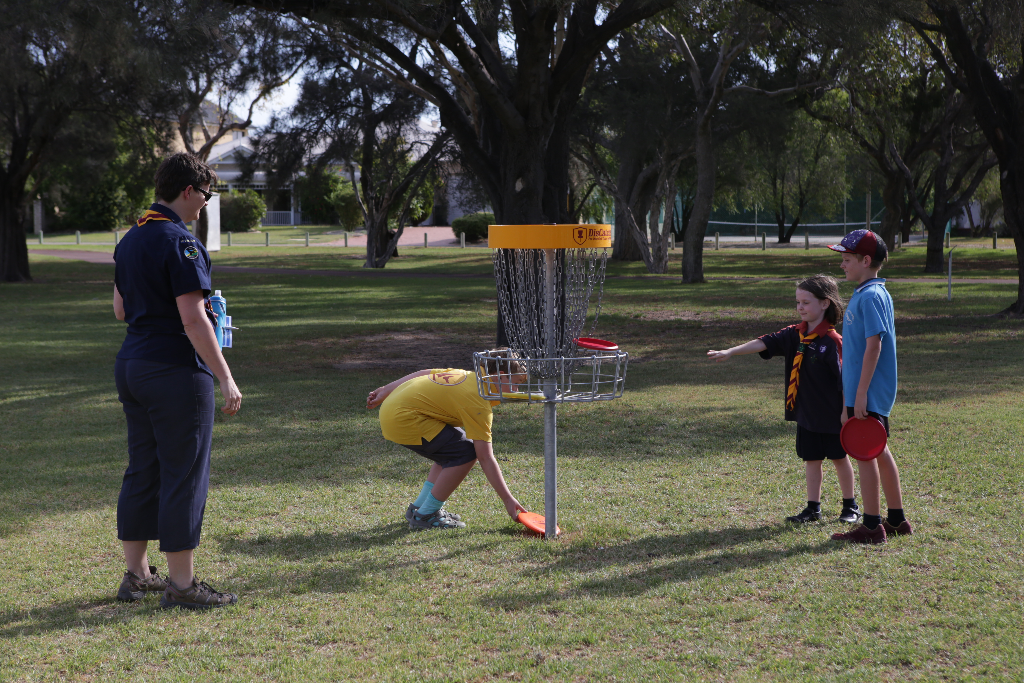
[481,347,526,376]
[797,274,845,325]
[154,152,218,203]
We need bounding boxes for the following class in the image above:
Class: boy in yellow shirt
[366,351,527,530]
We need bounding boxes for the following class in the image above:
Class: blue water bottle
[209,290,230,348]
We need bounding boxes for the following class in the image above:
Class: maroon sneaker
[831,524,886,544]
[116,566,169,602]
[883,519,914,536]
[160,578,238,610]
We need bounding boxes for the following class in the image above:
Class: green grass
[2,251,1023,681]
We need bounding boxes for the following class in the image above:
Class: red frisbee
[575,337,619,351]
[840,416,888,461]
[516,511,561,536]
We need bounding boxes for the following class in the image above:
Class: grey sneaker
[116,566,168,602]
[160,578,237,610]
[405,504,460,524]
[409,510,466,531]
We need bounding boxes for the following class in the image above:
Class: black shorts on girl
[845,407,891,436]
[403,424,477,468]
[795,426,847,461]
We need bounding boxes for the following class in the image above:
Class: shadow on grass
[0,597,163,639]
[480,525,842,608]
[215,522,412,557]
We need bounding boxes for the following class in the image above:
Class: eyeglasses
[188,184,215,201]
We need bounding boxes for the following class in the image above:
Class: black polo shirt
[114,204,212,375]
[758,320,843,434]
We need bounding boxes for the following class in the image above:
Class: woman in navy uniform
[112,153,242,610]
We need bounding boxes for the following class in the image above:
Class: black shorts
[796,426,847,461]
[845,407,891,437]
[403,424,478,468]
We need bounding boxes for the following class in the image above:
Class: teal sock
[413,481,434,508]
[418,493,444,516]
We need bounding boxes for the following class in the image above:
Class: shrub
[221,189,267,232]
[296,168,362,229]
[451,212,494,242]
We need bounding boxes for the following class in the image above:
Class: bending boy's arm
[707,339,767,362]
[366,369,432,409]
[474,440,527,520]
[854,335,882,419]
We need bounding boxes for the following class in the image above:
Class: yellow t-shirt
[379,369,500,446]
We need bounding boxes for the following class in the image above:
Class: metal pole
[305,232,310,247]
[715,232,719,250]
[993,232,998,249]
[344,232,348,248]
[543,248,558,540]
[75,231,80,245]
[670,233,675,250]
[115,230,119,245]
[38,231,43,245]
[947,247,956,301]
[227,231,232,247]
[761,232,766,251]
[754,207,758,243]
[804,230,809,250]
[265,232,270,247]
[461,232,466,248]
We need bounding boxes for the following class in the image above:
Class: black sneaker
[786,507,822,523]
[409,510,466,531]
[160,577,237,610]
[116,566,168,602]
[839,504,862,523]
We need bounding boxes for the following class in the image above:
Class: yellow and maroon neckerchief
[785,320,835,412]
[136,210,173,227]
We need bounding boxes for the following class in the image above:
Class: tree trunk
[998,161,1024,315]
[0,190,30,282]
[682,118,714,283]
[195,206,209,247]
[923,213,949,273]
[878,173,904,249]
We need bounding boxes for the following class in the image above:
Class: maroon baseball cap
[828,229,887,262]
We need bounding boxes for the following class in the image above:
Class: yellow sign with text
[488,224,612,249]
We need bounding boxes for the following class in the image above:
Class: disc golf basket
[473,224,629,538]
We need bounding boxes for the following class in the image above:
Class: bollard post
[39,231,43,245]
[265,232,270,247]
[424,232,428,248]
[305,232,309,247]
[115,230,120,245]
[944,231,949,249]
[670,233,675,250]
[896,234,901,250]
[993,232,998,249]
[461,232,466,248]
[344,232,348,248]
[715,232,719,250]
[75,231,81,245]
[761,232,766,251]
[227,231,232,247]
[804,230,809,250]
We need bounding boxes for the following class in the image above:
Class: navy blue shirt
[758,321,844,434]
[114,204,213,375]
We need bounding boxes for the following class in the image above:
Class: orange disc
[516,511,561,536]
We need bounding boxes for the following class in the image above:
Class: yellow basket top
[488,224,612,249]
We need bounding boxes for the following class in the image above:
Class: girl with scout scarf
[707,275,861,525]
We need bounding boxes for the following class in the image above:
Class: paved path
[28,249,1018,284]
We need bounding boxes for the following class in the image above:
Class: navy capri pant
[115,358,214,553]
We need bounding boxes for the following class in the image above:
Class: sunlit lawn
[1,249,1022,681]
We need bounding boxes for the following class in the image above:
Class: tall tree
[901,0,1024,314]
[253,42,449,268]
[0,0,161,282]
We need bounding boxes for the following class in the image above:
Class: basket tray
[473,350,628,404]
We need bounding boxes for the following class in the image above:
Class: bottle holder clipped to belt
[208,290,238,348]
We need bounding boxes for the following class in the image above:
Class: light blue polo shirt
[842,278,897,415]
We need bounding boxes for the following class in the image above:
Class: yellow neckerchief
[785,319,834,412]
[136,210,172,227]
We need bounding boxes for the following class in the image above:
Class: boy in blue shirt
[828,230,913,544]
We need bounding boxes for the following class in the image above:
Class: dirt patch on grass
[329,330,493,372]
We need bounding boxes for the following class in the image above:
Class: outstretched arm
[707,338,767,362]
[474,440,527,520]
[366,369,432,409]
